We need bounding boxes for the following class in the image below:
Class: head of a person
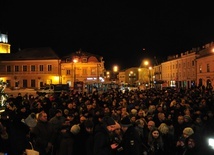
[70,124,80,135]
[184,115,192,123]
[135,118,145,128]
[158,112,166,121]
[183,127,194,138]
[102,116,116,132]
[177,115,184,124]
[150,127,160,139]
[114,121,121,135]
[38,111,48,122]
[120,116,132,133]
[147,120,155,130]
[186,134,197,149]
[55,109,62,118]
[84,119,94,133]
[158,123,169,135]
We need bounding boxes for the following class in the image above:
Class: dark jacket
[30,120,56,155]
[93,124,113,155]
[73,123,94,155]
[118,125,141,155]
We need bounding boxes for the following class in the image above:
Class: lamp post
[113,65,118,82]
[143,60,150,88]
[129,71,134,86]
[149,66,152,88]
[73,58,78,89]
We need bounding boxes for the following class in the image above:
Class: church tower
[0,32,10,53]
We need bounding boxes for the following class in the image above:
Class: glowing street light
[149,66,152,88]
[113,65,118,72]
[144,60,149,66]
[112,65,119,82]
[73,58,78,89]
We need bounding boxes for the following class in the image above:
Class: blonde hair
[158,123,169,134]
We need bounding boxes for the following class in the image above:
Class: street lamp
[143,60,151,88]
[113,65,119,82]
[149,66,152,88]
[144,60,149,66]
[129,71,136,86]
[73,58,78,89]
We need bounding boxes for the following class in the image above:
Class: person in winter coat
[30,111,56,155]
[175,127,194,155]
[117,116,141,155]
[73,119,94,155]
[147,127,165,155]
[93,116,118,155]
[182,134,202,155]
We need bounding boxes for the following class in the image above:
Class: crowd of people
[0,86,214,155]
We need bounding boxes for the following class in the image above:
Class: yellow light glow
[113,65,118,72]
[73,59,78,63]
[52,76,59,83]
[0,78,6,81]
[144,60,149,66]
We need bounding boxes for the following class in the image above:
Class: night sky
[1,1,214,70]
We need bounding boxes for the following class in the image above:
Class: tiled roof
[0,47,59,60]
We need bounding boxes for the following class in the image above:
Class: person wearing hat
[116,116,141,155]
[93,116,118,155]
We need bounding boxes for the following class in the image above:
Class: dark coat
[7,119,30,155]
[93,124,113,155]
[30,120,56,155]
[118,126,141,155]
[73,123,94,155]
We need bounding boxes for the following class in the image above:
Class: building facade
[0,44,106,92]
[0,47,61,89]
[1,32,214,90]
[196,42,214,89]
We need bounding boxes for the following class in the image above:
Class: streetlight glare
[113,65,118,72]
[73,59,78,63]
[144,60,149,66]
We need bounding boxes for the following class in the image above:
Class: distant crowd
[0,86,214,155]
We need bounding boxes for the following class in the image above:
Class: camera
[113,136,122,145]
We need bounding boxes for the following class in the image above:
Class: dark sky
[1,1,214,70]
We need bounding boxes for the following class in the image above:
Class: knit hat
[120,116,132,127]
[70,124,80,135]
[102,116,116,126]
[184,115,192,122]
[24,113,37,128]
[55,109,62,115]
[183,127,194,136]
[130,109,138,115]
